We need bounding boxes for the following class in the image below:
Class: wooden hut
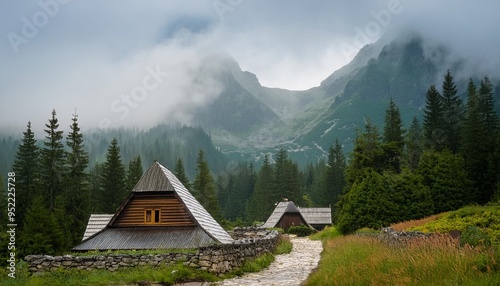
[262,201,312,231]
[73,162,233,251]
[297,207,332,230]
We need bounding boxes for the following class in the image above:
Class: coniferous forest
[0,70,499,262]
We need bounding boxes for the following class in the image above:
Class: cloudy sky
[1,0,499,133]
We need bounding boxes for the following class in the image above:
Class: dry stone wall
[25,228,279,274]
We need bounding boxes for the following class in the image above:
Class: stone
[62,261,73,266]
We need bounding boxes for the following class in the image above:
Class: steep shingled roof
[297,207,332,225]
[137,162,233,244]
[81,214,113,241]
[262,201,311,229]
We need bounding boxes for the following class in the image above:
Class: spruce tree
[273,149,289,202]
[405,116,423,169]
[345,119,384,184]
[478,77,499,135]
[382,99,405,173]
[88,162,104,213]
[40,109,66,210]
[418,150,469,213]
[12,122,40,226]
[383,99,405,145]
[423,85,444,150]
[462,77,500,204]
[322,139,346,216]
[174,158,190,190]
[273,149,302,204]
[19,195,65,256]
[127,156,143,191]
[440,70,463,153]
[247,154,275,222]
[100,138,127,213]
[193,150,222,221]
[64,113,90,246]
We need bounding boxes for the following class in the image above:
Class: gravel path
[196,236,323,286]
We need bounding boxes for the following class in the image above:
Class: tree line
[1,70,498,260]
[336,71,500,233]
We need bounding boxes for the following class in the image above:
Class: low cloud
[0,0,498,133]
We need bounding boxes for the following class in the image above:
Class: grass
[1,235,294,285]
[409,205,500,243]
[305,204,500,285]
[390,213,444,231]
[0,262,220,286]
[310,226,342,241]
[305,234,500,286]
[274,235,293,254]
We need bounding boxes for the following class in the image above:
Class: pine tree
[88,162,104,213]
[247,154,275,222]
[345,119,384,184]
[382,99,405,173]
[383,99,405,145]
[405,116,423,169]
[423,85,444,150]
[12,122,40,227]
[174,158,190,190]
[440,70,463,153]
[322,139,346,217]
[273,149,289,202]
[193,150,222,221]
[100,138,127,213]
[19,195,65,256]
[273,149,302,204]
[40,109,66,210]
[64,113,90,246]
[127,156,143,191]
[418,150,470,213]
[478,77,499,135]
[462,78,500,204]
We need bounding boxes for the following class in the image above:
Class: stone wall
[25,228,280,274]
[378,227,432,245]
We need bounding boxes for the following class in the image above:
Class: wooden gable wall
[277,213,308,231]
[111,192,195,227]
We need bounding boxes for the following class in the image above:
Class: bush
[288,225,315,237]
[310,226,342,241]
[461,226,492,248]
[274,236,293,254]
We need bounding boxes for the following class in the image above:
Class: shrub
[288,225,315,237]
[461,226,492,248]
[274,235,293,254]
[310,226,342,241]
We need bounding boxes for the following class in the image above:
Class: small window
[154,210,160,223]
[145,209,161,224]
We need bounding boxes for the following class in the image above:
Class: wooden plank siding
[112,192,195,227]
[277,213,308,231]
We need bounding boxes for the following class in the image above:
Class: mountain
[181,33,500,166]
[3,32,499,173]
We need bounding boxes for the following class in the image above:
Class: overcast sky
[1,0,499,133]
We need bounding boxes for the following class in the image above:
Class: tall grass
[306,235,500,285]
[390,213,444,231]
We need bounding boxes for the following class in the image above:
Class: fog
[0,0,498,133]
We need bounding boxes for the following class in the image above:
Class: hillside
[191,33,500,165]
